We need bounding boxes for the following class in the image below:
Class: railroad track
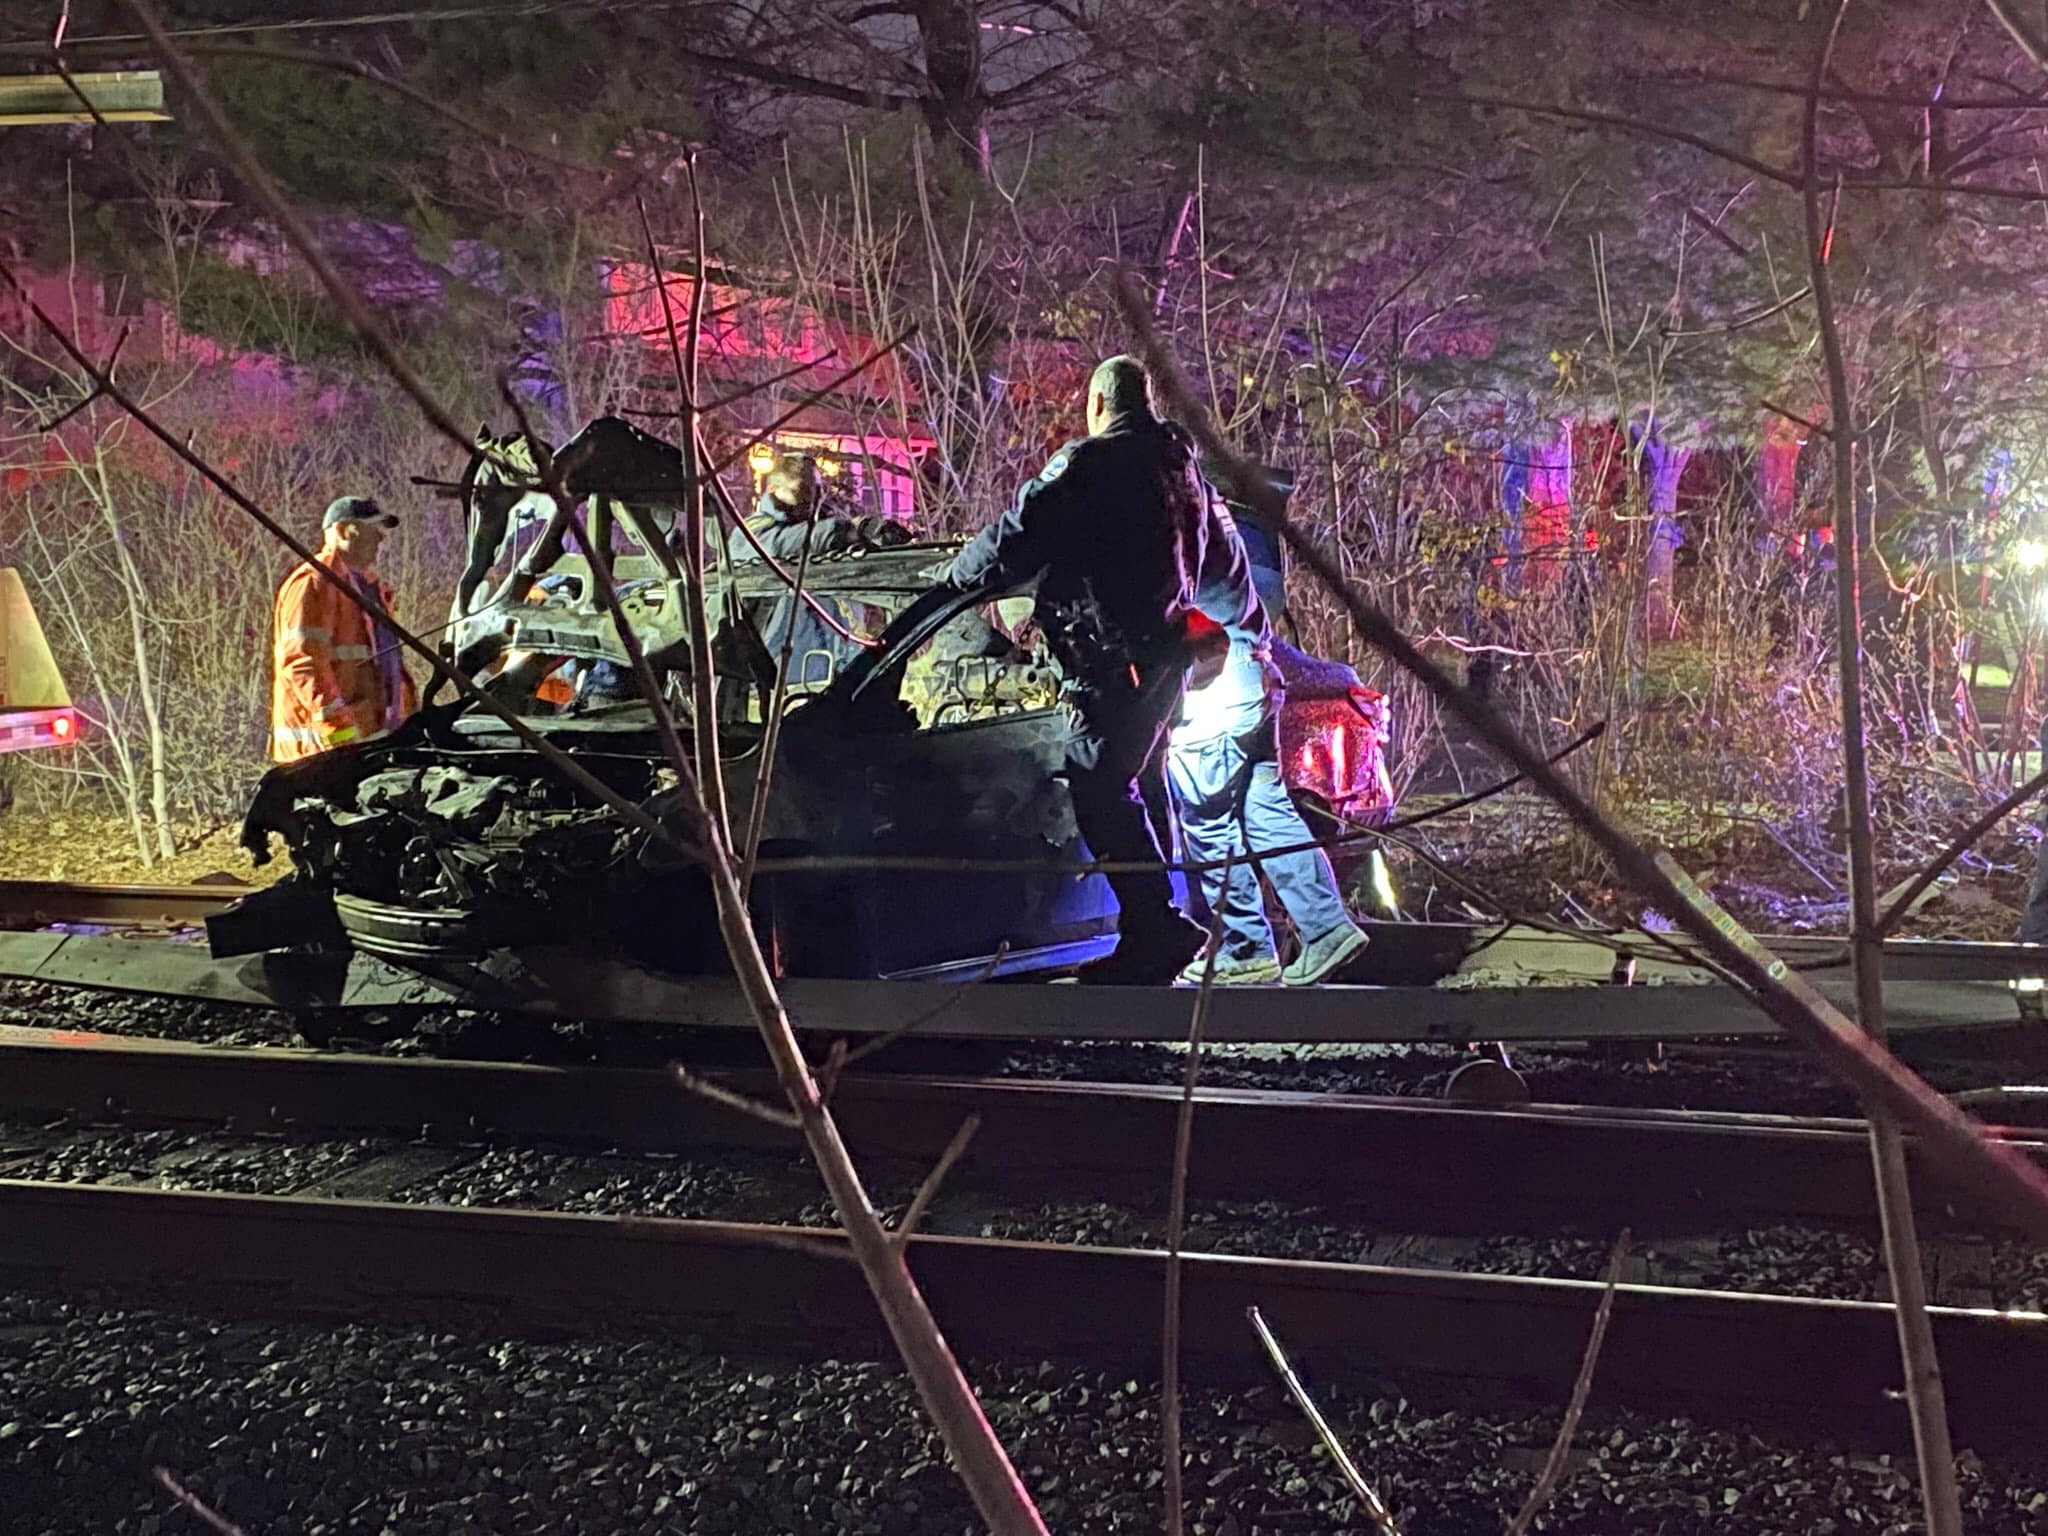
[4,1026,2045,1442]
[0,1023,2040,1231]
[2,926,2041,1046]
[4,878,2046,1048]
[0,877,251,928]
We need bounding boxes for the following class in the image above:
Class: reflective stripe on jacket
[269,539,417,762]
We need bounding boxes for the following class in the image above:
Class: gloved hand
[314,700,361,748]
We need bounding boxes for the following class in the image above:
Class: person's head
[323,494,398,565]
[1085,354,1152,435]
[764,451,822,517]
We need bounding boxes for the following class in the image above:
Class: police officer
[939,355,1226,983]
[1168,500,1369,985]
[732,451,909,680]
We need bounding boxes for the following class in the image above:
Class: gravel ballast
[7,1289,2048,1536]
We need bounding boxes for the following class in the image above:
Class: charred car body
[228,418,1393,980]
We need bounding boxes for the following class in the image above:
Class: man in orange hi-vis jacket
[269,495,418,762]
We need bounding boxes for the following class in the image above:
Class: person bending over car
[731,451,910,681]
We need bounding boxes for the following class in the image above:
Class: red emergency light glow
[0,706,81,754]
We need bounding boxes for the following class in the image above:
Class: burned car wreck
[226,417,1394,982]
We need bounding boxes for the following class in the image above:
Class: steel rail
[4,1027,2046,1235]
[3,1177,2043,1441]
[4,881,2044,983]
[0,878,250,927]
[0,928,2033,1043]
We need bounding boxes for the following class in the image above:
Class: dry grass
[0,809,282,885]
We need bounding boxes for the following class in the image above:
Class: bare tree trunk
[912,0,992,179]
[1802,8,1961,1533]
[17,484,153,863]
[1643,433,1690,642]
[92,450,175,860]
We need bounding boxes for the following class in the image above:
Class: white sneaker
[1282,922,1370,985]
[1176,952,1283,986]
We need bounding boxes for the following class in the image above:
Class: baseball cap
[323,494,399,530]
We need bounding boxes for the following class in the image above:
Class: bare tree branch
[1802,9,1957,1531]
[636,186,730,837]
[893,1113,980,1246]
[1504,1232,1629,1536]
[706,327,920,476]
[1986,0,2048,73]
[1434,86,2048,205]
[1246,1307,1400,1536]
[176,42,612,177]
[1163,911,1225,1536]
[677,45,920,111]
[1876,764,2048,937]
[1801,7,1961,1520]
[1655,66,2048,112]
[152,1469,248,1536]
[833,941,1012,1070]
[671,1063,803,1130]
[1424,90,1801,186]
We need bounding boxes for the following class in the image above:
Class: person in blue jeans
[1166,502,1369,986]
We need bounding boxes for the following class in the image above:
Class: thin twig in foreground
[671,1064,802,1131]
[625,351,842,417]
[628,178,1047,1536]
[1504,1230,1630,1536]
[1986,0,2048,73]
[1800,7,1960,1531]
[1874,763,2048,938]
[695,466,882,649]
[754,719,1608,881]
[705,329,919,477]
[613,1213,854,1264]
[636,186,726,840]
[1163,909,1226,1536]
[1759,397,1831,439]
[152,1468,248,1536]
[837,940,1012,1071]
[816,1038,851,1101]
[740,469,823,899]
[1246,1307,1401,1536]
[894,1113,981,1246]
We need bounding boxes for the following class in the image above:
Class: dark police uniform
[942,409,1230,962]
